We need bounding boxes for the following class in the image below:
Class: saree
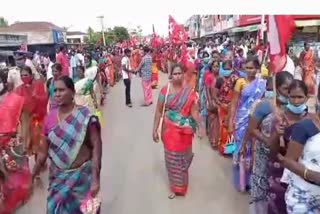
[151,63,159,88]
[159,85,197,194]
[300,50,315,95]
[232,77,266,191]
[130,49,141,70]
[44,106,98,213]
[106,55,115,87]
[250,111,272,214]
[204,71,219,148]
[198,65,209,129]
[14,80,48,154]
[0,92,31,214]
[285,124,320,213]
[217,74,238,155]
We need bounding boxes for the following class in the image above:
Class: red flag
[168,15,188,45]
[267,15,295,73]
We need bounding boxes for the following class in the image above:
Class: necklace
[57,104,77,123]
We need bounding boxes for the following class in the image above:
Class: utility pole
[97,15,106,46]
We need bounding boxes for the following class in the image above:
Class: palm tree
[0,17,8,27]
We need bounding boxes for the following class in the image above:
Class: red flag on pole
[168,15,188,45]
[267,15,296,73]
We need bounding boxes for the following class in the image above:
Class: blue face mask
[264,90,275,99]
[219,69,232,77]
[287,102,307,114]
[239,70,247,78]
[203,57,210,63]
[278,95,288,104]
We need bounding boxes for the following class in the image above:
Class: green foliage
[0,17,8,27]
[85,26,130,45]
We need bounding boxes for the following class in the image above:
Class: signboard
[236,15,261,26]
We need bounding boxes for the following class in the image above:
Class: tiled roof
[0,21,64,32]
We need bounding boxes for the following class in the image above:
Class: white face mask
[0,83,4,92]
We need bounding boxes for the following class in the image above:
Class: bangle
[304,168,309,180]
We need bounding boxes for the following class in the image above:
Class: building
[66,31,87,48]
[0,21,66,54]
[184,15,201,40]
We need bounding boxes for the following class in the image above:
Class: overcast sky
[1,0,192,36]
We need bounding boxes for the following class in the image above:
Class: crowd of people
[0,34,319,213]
[152,38,320,213]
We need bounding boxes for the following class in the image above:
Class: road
[17,73,249,214]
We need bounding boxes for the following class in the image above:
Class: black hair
[20,66,32,75]
[275,71,293,89]
[288,79,308,96]
[209,60,220,71]
[52,63,62,72]
[57,76,75,92]
[0,69,8,84]
[202,51,209,58]
[237,48,244,54]
[211,50,220,56]
[124,49,131,54]
[59,45,65,52]
[245,56,260,69]
[266,76,273,87]
[143,46,150,53]
[222,60,232,69]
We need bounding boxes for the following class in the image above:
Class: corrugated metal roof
[0,21,64,32]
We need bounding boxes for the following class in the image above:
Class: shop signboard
[236,15,261,26]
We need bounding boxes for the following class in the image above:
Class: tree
[0,17,8,27]
[113,26,129,42]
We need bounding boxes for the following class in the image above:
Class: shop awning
[230,24,259,33]
[295,19,320,27]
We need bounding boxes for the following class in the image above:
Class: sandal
[168,193,176,199]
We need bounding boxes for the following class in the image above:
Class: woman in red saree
[14,66,48,157]
[216,61,239,155]
[205,61,220,149]
[300,42,315,95]
[0,71,32,213]
[152,64,204,199]
[106,53,115,87]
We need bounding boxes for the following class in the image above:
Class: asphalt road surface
[17,73,248,214]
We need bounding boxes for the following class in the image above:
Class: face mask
[277,94,288,104]
[264,90,275,99]
[287,102,307,114]
[21,76,32,85]
[203,57,210,63]
[239,70,247,78]
[0,83,4,92]
[219,69,232,77]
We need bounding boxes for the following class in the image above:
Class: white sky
[2,0,320,36]
[1,0,192,36]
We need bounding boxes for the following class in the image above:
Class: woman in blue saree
[228,57,266,192]
[32,76,102,213]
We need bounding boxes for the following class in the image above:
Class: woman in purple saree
[32,76,102,213]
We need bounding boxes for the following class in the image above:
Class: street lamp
[97,15,106,46]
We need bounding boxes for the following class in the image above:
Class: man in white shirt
[121,48,133,107]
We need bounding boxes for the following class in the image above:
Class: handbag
[224,135,236,155]
[80,193,101,214]
[156,83,170,143]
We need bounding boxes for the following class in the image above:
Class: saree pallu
[45,106,99,213]
[160,86,196,195]
[233,78,266,191]
[198,67,208,129]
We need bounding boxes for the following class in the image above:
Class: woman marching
[32,76,102,213]
[228,57,266,192]
[152,64,204,199]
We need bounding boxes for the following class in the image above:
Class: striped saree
[44,106,99,213]
[159,85,197,195]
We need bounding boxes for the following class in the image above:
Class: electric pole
[97,15,106,46]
